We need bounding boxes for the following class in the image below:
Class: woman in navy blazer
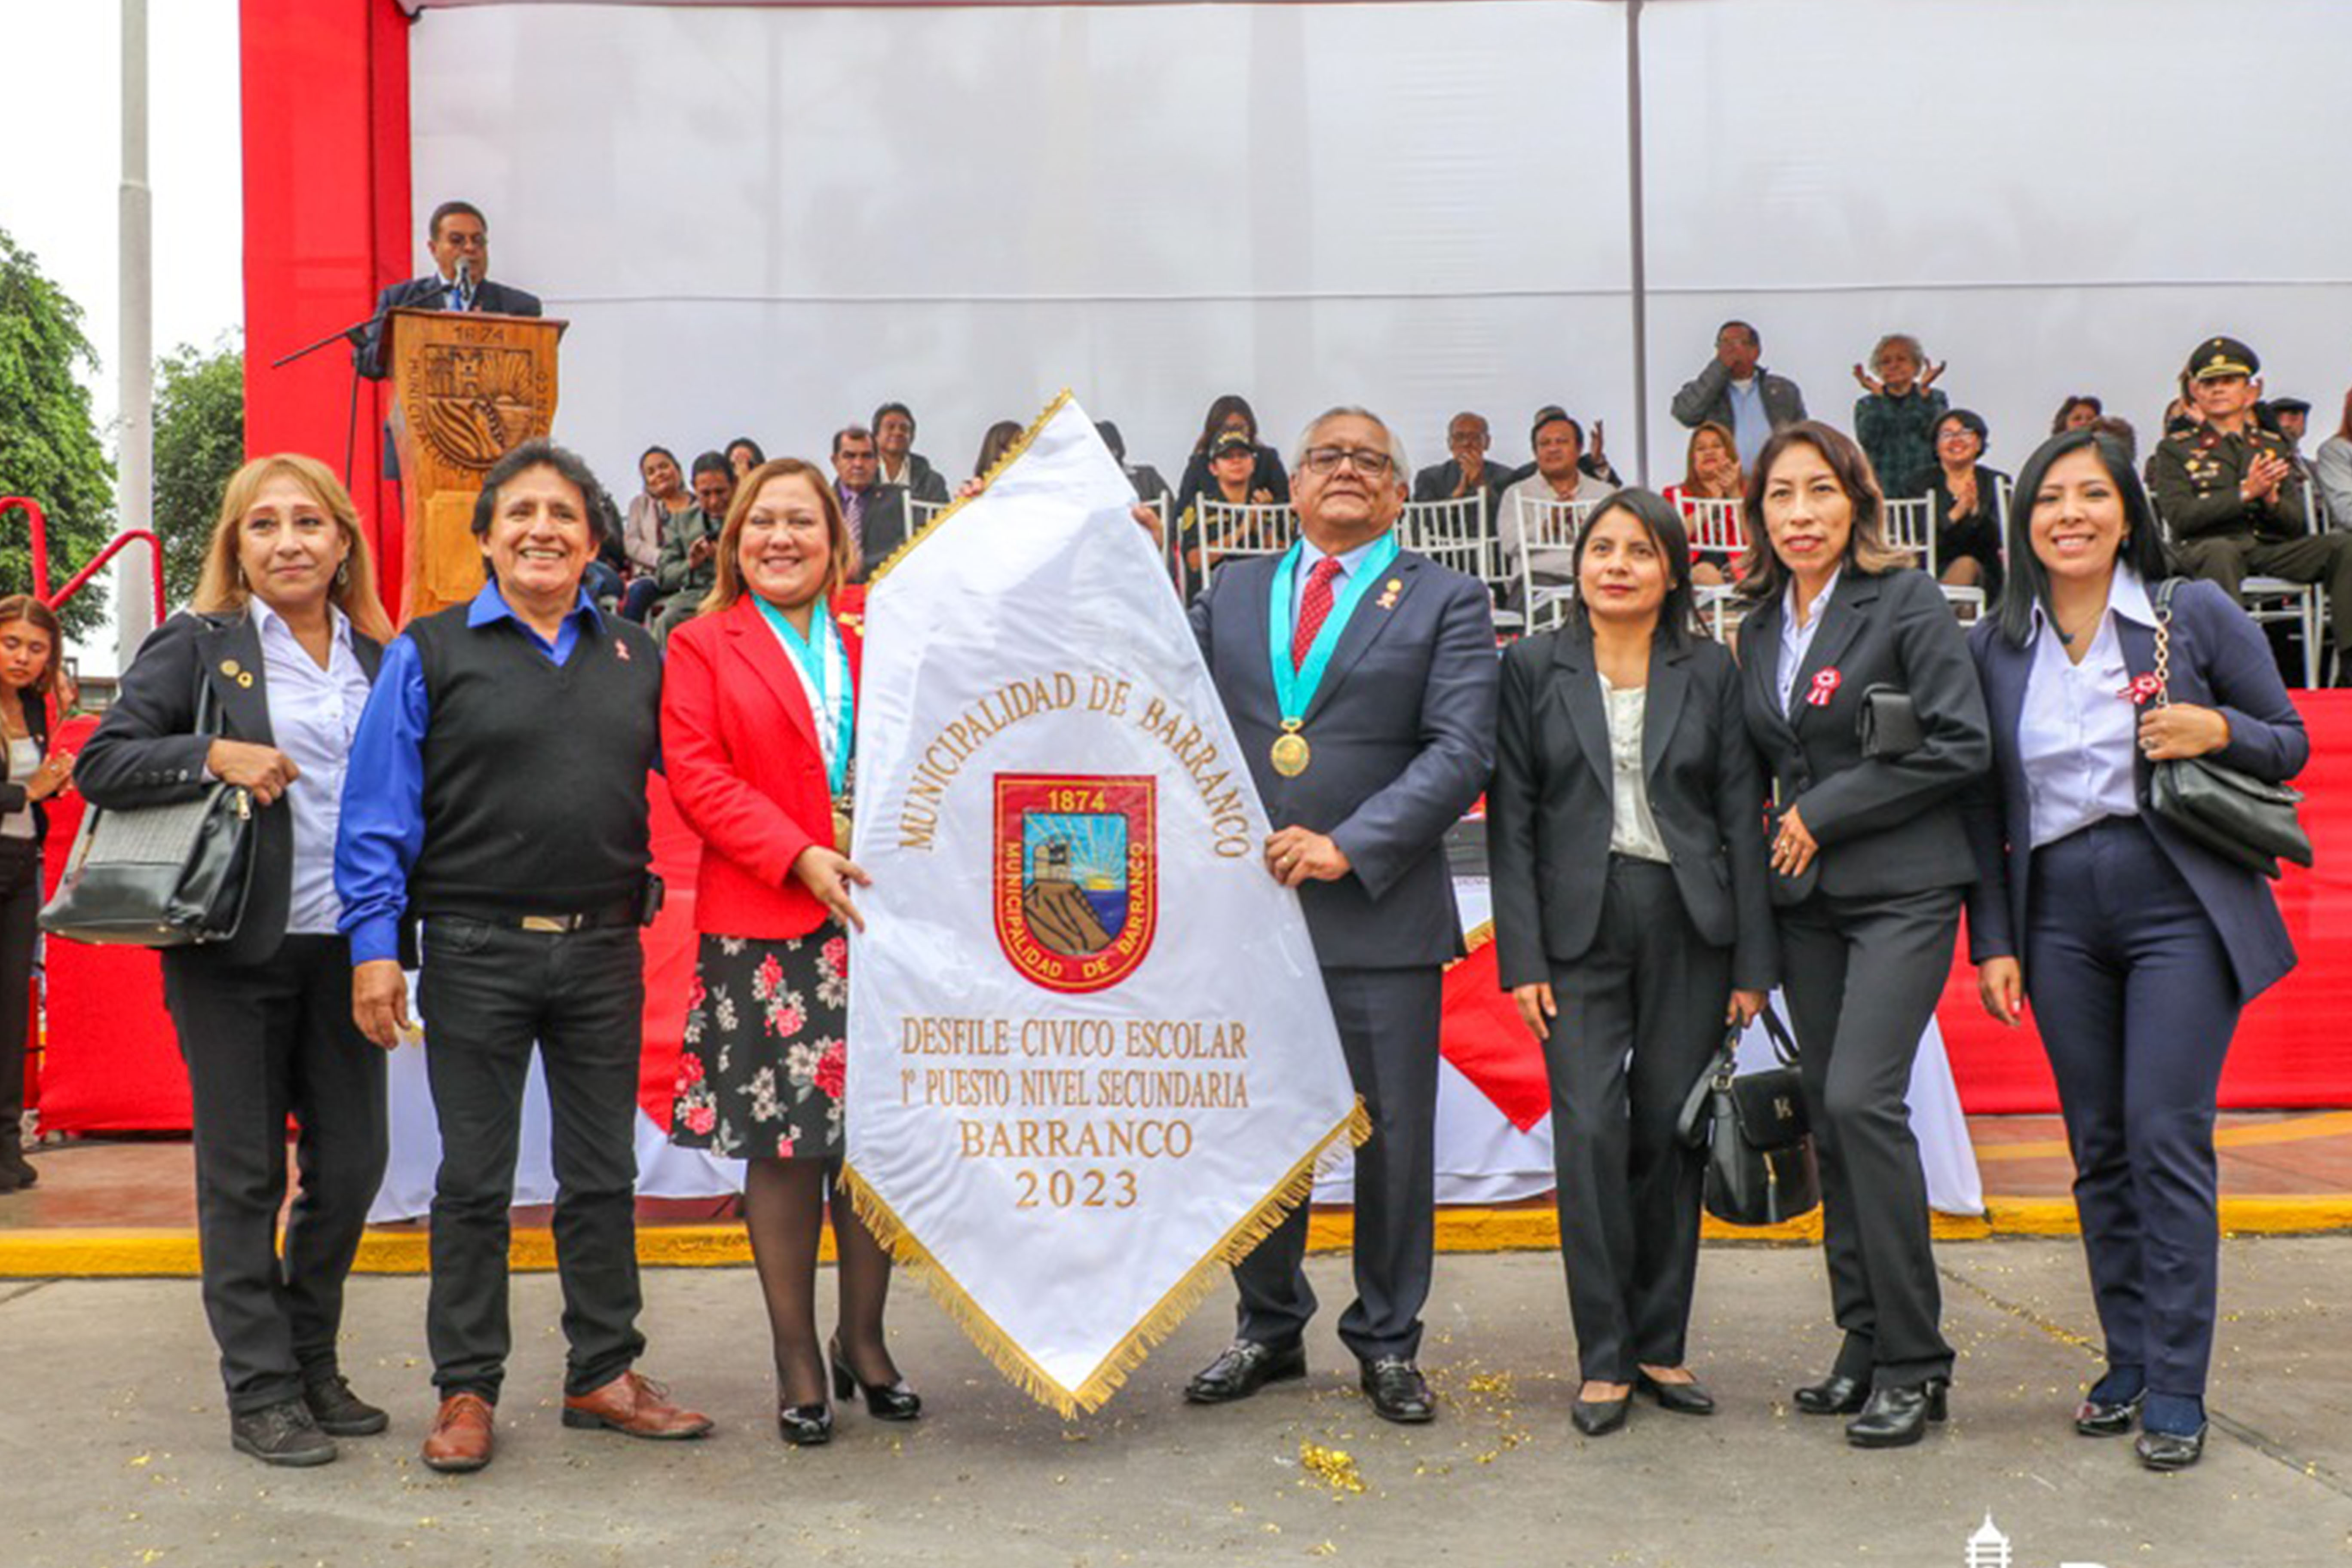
[1732,422,1991,1449]
[1965,430,2307,1471]
[1490,490,1775,1437]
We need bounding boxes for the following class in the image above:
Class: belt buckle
[520,915,570,934]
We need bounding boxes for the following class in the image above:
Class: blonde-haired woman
[0,595,74,1194]
[662,456,915,1444]
[79,454,394,1467]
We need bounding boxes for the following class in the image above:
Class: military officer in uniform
[2154,336,2352,682]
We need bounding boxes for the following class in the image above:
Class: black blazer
[355,274,545,380]
[1963,579,2306,1003]
[0,685,55,848]
[77,611,384,967]
[1736,567,1991,905]
[1490,626,1775,993]
[851,485,913,582]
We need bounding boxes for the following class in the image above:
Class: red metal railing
[0,494,167,622]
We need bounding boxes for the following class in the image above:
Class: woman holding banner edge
[1488,490,1774,1436]
[660,456,917,1446]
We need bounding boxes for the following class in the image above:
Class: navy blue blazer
[1191,544,1498,970]
[1962,578,2307,1003]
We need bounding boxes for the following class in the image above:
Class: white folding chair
[1882,496,1985,623]
[1505,493,1592,634]
[908,496,950,534]
[1399,495,1491,582]
[1192,499,1297,579]
[1683,496,1747,641]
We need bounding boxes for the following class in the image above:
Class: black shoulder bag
[40,668,259,947]
[1676,1003,1822,1227]
[2145,578,2312,879]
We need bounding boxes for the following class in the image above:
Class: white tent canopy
[404,0,2352,498]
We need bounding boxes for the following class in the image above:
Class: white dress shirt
[249,598,373,935]
[1774,566,1841,715]
[1599,674,1670,863]
[2018,569,2153,850]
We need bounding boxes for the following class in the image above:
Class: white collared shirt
[2018,569,2154,849]
[1775,566,1841,716]
[248,598,372,935]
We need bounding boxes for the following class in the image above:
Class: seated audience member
[1096,420,1172,514]
[873,402,951,504]
[2050,395,2104,435]
[1660,420,1744,585]
[1496,407,1610,591]
[1174,395,1289,516]
[1413,412,1512,517]
[586,491,630,612]
[653,452,735,640]
[1910,409,2007,596]
[2154,336,2352,681]
[835,426,909,581]
[622,447,691,622]
[726,439,767,481]
[974,421,1026,478]
[2085,415,2140,469]
[2315,391,2352,533]
[1670,320,1807,471]
[1852,334,1948,497]
[2268,398,2326,529]
[1183,432,1278,577]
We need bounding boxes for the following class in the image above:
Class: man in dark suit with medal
[1183,406,1498,1423]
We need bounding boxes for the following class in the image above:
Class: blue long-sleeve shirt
[334,582,604,966]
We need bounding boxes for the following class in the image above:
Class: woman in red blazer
[661,457,916,1446]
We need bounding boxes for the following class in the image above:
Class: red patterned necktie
[1292,557,1344,670]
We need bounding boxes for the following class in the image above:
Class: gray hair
[1292,406,1411,487]
[1871,333,1926,374]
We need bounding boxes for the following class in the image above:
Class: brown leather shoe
[560,1371,713,1440]
[420,1393,496,1473]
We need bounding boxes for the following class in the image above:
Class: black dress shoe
[1636,1371,1717,1416]
[303,1375,389,1437]
[2074,1389,2145,1438]
[1360,1357,1435,1424]
[1185,1340,1306,1405]
[1571,1394,1630,1436]
[2135,1423,2205,1470]
[1792,1373,1868,1415]
[1845,1379,1949,1449]
[830,1339,922,1421]
[776,1401,834,1446]
[231,1399,338,1467]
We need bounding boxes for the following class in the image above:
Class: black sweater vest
[404,603,662,916]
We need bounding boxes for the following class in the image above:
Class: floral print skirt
[669,925,848,1161]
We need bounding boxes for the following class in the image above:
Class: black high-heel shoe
[830,1338,923,1422]
[1844,1378,1949,1449]
[777,1399,833,1446]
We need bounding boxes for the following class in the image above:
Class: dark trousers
[1777,886,1960,1388]
[1235,965,1440,1363]
[0,840,40,1140]
[161,935,388,1415]
[2173,530,2352,650]
[419,916,647,1402]
[1545,860,1728,1383]
[2025,817,2240,1400]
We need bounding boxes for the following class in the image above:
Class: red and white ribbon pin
[1805,668,1842,708]
[2119,672,2160,705]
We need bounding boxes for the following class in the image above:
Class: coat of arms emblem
[993,774,1157,993]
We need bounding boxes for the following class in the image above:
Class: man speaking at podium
[355,201,542,381]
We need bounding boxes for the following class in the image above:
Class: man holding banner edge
[1184,407,1498,1424]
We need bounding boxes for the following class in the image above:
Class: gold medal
[833,809,854,855]
[1271,722,1311,778]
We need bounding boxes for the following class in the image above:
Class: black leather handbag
[40,675,259,948]
[2146,579,2312,880]
[1677,1004,1822,1227]
[1856,684,1924,759]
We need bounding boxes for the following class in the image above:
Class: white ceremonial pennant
[844,392,1362,1415]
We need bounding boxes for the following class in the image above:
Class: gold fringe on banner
[864,388,1075,588]
[840,1097,1371,1418]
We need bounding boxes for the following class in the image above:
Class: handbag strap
[1754,1001,1800,1066]
[2150,576,2181,709]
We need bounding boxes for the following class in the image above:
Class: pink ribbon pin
[1805,668,1841,708]
[2120,672,2160,705]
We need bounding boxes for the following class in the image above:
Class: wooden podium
[384,307,567,621]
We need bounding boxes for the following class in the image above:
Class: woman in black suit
[78,455,395,1468]
[1490,490,1776,1437]
[1966,431,2307,1470]
[1733,422,1991,1448]
[0,596,74,1194]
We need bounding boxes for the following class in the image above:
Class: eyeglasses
[1301,446,1395,478]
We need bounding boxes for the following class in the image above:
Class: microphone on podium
[455,258,477,312]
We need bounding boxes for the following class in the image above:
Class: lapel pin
[1375,577,1403,610]
[2121,672,2161,704]
[1804,668,1841,708]
[614,639,632,662]
[219,659,240,677]
[236,672,254,689]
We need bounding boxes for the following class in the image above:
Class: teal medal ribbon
[756,594,855,849]
[1263,534,1400,775]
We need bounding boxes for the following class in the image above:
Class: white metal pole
[1625,0,1650,488]
[116,0,156,665]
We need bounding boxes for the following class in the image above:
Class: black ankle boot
[1845,1379,1949,1448]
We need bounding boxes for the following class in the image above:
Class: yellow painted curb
[3,1196,2348,1278]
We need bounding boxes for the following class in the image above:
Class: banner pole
[1624,0,1650,487]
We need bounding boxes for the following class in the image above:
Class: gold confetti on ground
[1464,1372,1513,1398]
[1298,1440,1366,1494]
